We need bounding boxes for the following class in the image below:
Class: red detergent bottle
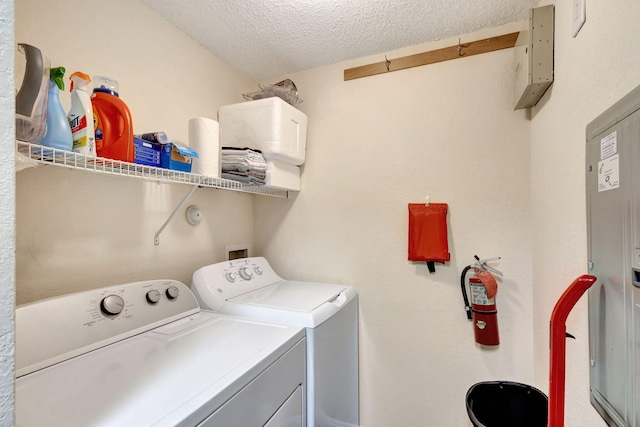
[91,76,134,162]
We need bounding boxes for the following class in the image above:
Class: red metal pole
[548,274,597,427]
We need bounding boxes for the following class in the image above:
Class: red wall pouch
[408,203,450,272]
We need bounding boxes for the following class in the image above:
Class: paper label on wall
[600,131,617,159]
[598,154,620,192]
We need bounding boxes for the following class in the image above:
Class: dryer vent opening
[225,244,251,260]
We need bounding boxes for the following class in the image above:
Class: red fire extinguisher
[461,256,502,346]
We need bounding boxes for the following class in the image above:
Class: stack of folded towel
[221,147,267,185]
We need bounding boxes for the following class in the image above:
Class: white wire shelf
[16,140,290,198]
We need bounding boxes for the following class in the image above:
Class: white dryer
[192,257,359,427]
[15,279,306,427]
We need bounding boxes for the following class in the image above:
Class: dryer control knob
[239,267,254,280]
[225,272,237,283]
[166,286,179,300]
[146,290,161,304]
[101,295,125,316]
[254,266,263,275]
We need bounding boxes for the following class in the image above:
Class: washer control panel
[227,264,262,282]
[16,280,200,377]
[192,257,282,311]
[218,259,271,286]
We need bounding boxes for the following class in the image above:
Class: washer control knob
[225,272,237,283]
[101,295,125,316]
[238,267,254,280]
[146,290,161,304]
[254,266,263,275]
[166,286,179,300]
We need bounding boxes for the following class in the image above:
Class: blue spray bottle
[41,66,73,151]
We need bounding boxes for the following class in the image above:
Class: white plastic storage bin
[265,159,301,191]
[219,97,307,165]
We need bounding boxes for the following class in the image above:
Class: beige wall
[14,0,257,304]
[255,24,533,426]
[256,2,640,423]
[531,0,640,426]
[0,0,15,423]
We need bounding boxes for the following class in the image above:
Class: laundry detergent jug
[91,76,134,162]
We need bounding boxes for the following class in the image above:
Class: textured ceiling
[140,0,539,81]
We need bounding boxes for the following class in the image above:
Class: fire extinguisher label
[470,283,494,305]
[476,320,487,330]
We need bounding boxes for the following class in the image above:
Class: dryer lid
[228,281,347,312]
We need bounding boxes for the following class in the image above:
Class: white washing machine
[192,257,359,427]
[15,279,306,427]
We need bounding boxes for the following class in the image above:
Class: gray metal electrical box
[586,84,640,427]
[513,5,554,110]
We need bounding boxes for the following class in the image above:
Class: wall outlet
[572,0,586,38]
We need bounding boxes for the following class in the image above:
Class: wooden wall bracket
[344,32,519,81]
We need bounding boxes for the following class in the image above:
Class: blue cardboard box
[134,138,162,167]
[161,143,199,172]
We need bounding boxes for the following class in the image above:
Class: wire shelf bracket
[154,185,198,245]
